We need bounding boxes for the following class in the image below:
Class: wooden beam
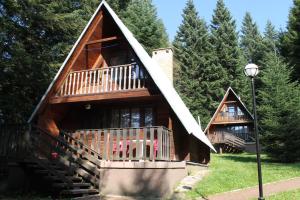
[224,100,237,104]
[49,89,159,104]
[91,54,104,69]
[86,36,118,45]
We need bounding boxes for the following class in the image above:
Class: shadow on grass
[217,153,300,172]
[219,153,277,163]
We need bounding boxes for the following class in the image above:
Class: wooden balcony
[63,126,172,161]
[213,112,252,124]
[50,63,154,104]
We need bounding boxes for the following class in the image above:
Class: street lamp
[244,63,264,200]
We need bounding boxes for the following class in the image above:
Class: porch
[63,126,173,161]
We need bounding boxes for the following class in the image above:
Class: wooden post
[122,129,127,160]
[150,127,154,161]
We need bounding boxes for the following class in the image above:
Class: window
[110,109,120,128]
[145,107,154,126]
[131,64,145,79]
[131,108,140,128]
[114,107,154,128]
[120,109,130,128]
[228,106,235,113]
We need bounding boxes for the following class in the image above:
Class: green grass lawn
[187,153,300,199]
[266,189,300,200]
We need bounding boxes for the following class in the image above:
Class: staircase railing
[208,131,245,149]
[0,124,29,159]
[31,126,101,187]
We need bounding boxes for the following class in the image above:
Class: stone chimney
[152,48,173,84]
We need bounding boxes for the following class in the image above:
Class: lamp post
[244,63,264,200]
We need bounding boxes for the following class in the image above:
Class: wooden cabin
[24,1,215,198]
[205,87,254,153]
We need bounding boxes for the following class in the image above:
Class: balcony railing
[57,63,149,97]
[215,112,250,122]
[64,126,172,161]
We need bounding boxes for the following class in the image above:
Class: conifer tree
[258,52,300,162]
[0,0,168,123]
[210,0,250,105]
[123,0,169,54]
[240,12,264,65]
[173,0,225,125]
[281,0,300,81]
[106,0,131,17]
[264,21,279,52]
[0,0,99,123]
[211,0,241,88]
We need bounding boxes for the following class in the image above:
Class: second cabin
[205,87,255,153]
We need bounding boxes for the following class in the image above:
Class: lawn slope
[188,153,300,198]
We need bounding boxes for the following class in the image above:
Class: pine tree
[106,0,131,17]
[264,21,279,52]
[0,0,98,123]
[173,0,225,125]
[281,0,300,81]
[240,12,264,65]
[258,52,300,162]
[210,0,250,105]
[123,0,169,54]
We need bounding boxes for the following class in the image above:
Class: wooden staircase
[208,132,246,153]
[24,127,103,199]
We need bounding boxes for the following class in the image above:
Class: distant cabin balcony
[62,126,172,161]
[213,112,252,124]
[51,63,153,104]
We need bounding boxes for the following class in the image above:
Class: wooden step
[73,195,101,200]
[53,182,91,188]
[61,188,98,195]
[34,169,50,174]
[34,169,73,176]
[44,175,82,182]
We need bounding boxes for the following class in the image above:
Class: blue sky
[152,0,293,41]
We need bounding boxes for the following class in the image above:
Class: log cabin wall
[188,135,210,164]
[37,104,69,136]
[37,97,168,132]
[170,111,210,164]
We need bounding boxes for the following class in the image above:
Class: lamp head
[244,63,259,78]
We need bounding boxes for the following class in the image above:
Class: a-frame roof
[204,87,254,133]
[28,0,215,151]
